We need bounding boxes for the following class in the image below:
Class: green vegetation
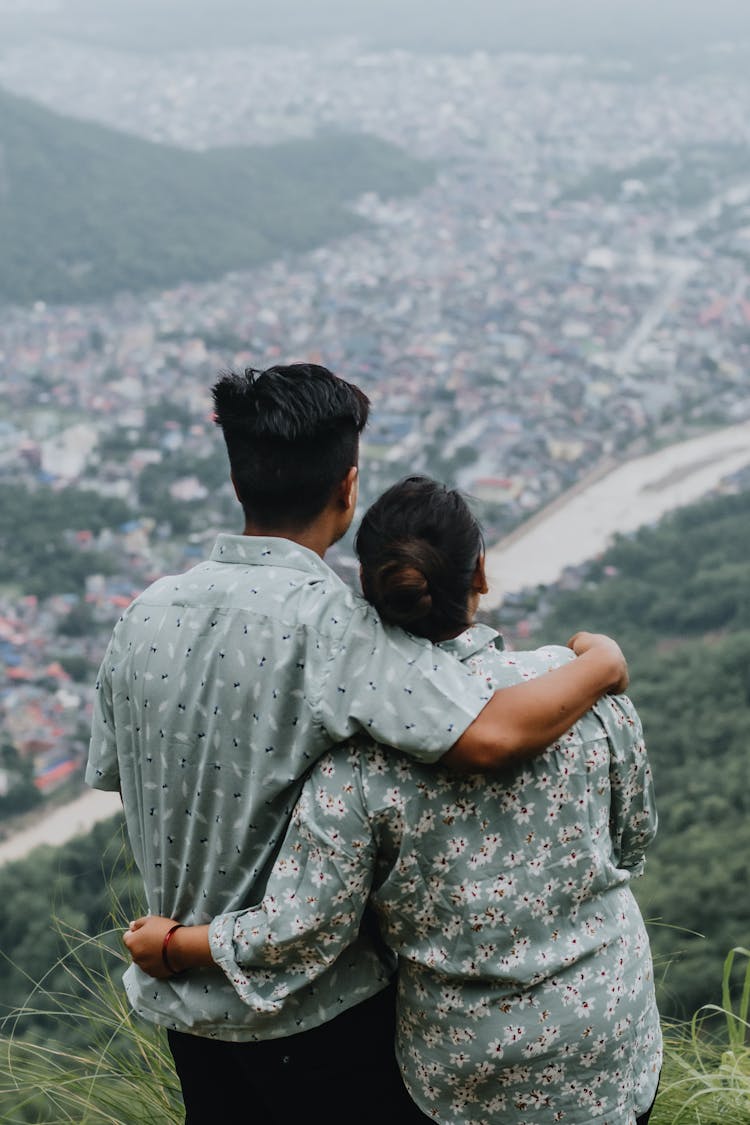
[0,746,41,820]
[0,483,131,595]
[0,817,140,1038]
[136,446,234,536]
[0,89,433,305]
[0,857,747,1122]
[557,143,750,207]
[493,488,750,1019]
[651,948,750,1125]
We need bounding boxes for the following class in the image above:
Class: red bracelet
[162,922,185,976]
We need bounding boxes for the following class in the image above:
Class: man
[88,363,626,1123]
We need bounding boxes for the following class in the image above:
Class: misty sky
[3,0,750,57]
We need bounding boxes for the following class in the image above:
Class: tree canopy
[0,89,433,305]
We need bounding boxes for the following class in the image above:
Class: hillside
[0,88,433,305]
[484,487,750,1018]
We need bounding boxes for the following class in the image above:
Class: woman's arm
[444,632,628,770]
[124,756,379,1009]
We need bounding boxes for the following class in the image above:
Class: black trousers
[168,985,661,1125]
[167,982,430,1124]
[636,1076,661,1125]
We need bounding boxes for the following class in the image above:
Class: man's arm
[320,601,628,771]
[124,917,212,979]
[443,632,628,771]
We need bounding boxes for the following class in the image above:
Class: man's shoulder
[118,556,372,640]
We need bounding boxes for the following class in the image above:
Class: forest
[0,89,433,305]
[0,483,132,596]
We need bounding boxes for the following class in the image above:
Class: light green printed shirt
[209,627,661,1124]
[86,533,491,1040]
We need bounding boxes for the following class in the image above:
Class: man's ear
[473,555,489,596]
[338,466,359,512]
[230,471,241,504]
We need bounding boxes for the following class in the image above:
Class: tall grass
[0,923,181,1124]
[651,947,750,1125]
[1,934,748,1123]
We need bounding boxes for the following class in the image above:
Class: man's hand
[567,631,628,694]
[123,915,180,978]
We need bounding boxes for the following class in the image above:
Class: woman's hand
[567,631,629,694]
[123,915,180,978]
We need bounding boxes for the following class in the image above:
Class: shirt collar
[437,623,503,659]
[209,533,341,581]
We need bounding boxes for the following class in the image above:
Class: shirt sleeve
[314,606,492,762]
[85,634,121,792]
[595,693,658,875]
[209,750,378,1012]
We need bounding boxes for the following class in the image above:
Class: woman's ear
[473,555,489,596]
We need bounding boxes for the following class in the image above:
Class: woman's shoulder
[471,639,575,688]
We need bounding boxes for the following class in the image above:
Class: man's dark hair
[355,476,484,643]
[212,364,370,528]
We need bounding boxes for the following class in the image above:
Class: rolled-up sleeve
[315,607,491,762]
[598,693,657,874]
[209,752,377,1011]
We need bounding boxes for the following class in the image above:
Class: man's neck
[241,521,333,559]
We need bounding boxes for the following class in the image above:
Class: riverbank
[483,420,750,608]
[0,788,121,867]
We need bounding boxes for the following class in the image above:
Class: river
[3,420,750,865]
[483,419,750,608]
[0,788,122,868]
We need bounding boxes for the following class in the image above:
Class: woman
[127,476,662,1124]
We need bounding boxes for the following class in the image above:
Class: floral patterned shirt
[210,625,662,1122]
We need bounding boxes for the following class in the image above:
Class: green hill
[0,88,433,305]
[485,488,750,1019]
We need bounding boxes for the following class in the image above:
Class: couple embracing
[87,363,661,1124]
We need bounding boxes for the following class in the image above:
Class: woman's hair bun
[374,557,434,624]
[355,475,484,641]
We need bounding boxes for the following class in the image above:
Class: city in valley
[1,29,750,827]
